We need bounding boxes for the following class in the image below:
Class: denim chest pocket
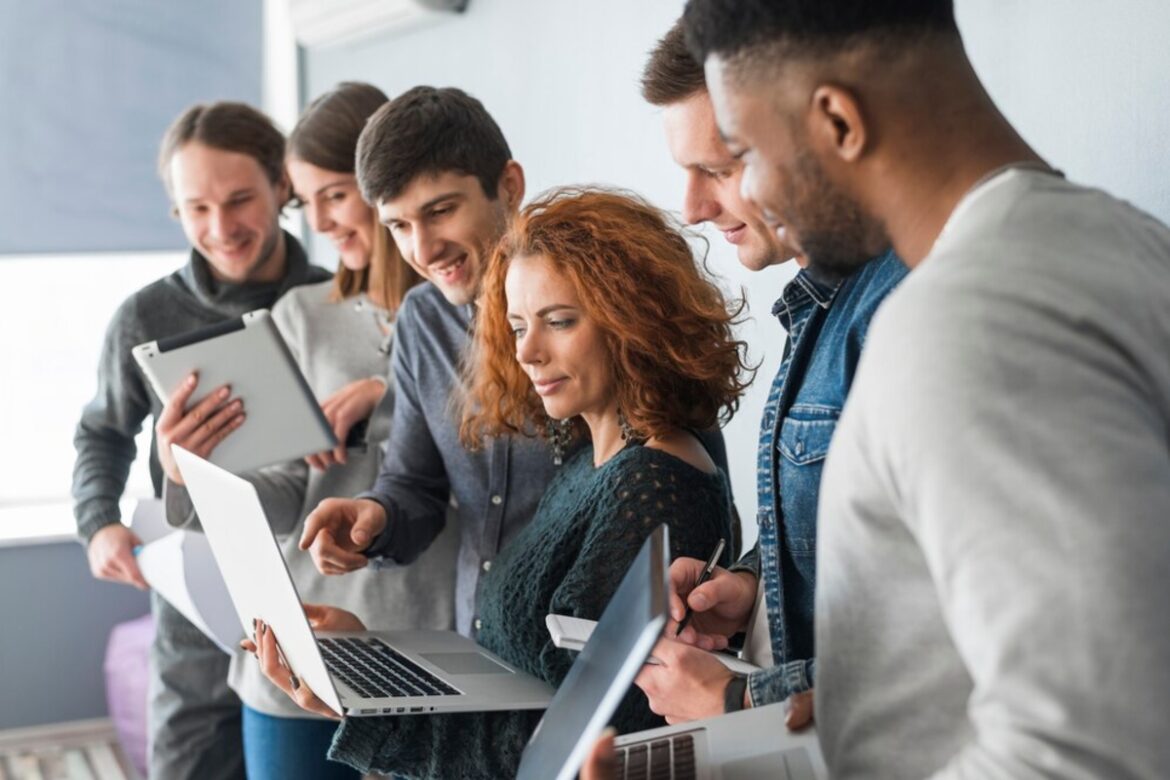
[778,405,839,465]
[775,405,840,558]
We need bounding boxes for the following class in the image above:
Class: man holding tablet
[71,101,329,779]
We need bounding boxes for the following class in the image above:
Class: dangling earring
[618,409,636,442]
[546,417,573,465]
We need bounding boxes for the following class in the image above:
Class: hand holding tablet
[133,309,337,476]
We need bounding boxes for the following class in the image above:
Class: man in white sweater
[684,0,1170,777]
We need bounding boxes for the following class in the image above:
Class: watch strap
[723,674,748,713]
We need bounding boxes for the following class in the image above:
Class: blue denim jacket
[735,251,907,707]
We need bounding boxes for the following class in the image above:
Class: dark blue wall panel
[0,0,263,254]
[0,540,150,730]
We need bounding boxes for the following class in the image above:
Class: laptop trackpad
[724,747,817,780]
[421,652,511,675]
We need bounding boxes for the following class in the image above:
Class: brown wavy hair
[290,82,423,312]
[460,186,753,448]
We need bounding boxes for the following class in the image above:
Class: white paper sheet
[129,497,170,545]
[134,515,244,654]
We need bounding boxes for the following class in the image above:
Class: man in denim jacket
[634,19,906,721]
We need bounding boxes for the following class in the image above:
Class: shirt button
[490,494,503,506]
[795,441,805,456]
[474,618,483,631]
[482,560,492,572]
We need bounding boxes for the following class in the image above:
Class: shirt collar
[771,265,846,320]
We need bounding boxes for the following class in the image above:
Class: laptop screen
[515,525,669,780]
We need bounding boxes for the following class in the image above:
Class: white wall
[305,0,1170,548]
[957,0,1170,223]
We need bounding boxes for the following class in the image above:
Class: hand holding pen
[675,538,726,637]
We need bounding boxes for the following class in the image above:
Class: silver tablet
[132,309,336,473]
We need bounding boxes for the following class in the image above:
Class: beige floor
[0,720,136,780]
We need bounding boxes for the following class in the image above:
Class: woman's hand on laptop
[156,372,245,485]
[300,497,387,575]
[242,618,342,720]
[305,377,386,471]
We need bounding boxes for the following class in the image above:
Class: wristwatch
[723,674,748,713]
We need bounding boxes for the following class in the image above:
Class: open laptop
[173,446,554,717]
[516,524,672,780]
[515,524,828,780]
[611,704,827,780]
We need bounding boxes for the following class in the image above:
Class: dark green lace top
[329,441,733,778]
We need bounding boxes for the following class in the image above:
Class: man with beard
[633,19,905,726]
[686,0,1170,776]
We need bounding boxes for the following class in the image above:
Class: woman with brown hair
[252,187,751,778]
[169,82,460,780]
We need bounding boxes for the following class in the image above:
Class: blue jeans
[242,705,360,780]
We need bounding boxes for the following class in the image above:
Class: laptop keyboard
[616,733,696,780]
[318,637,461,699]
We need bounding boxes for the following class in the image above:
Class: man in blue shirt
[290,87,557,638]
[634,19,906,723]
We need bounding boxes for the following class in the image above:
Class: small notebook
[545,614,761,675]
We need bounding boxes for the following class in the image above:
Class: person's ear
[808,84,868,164]
[496,161,526,211]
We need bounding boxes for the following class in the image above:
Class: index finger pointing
[299,510,329,551]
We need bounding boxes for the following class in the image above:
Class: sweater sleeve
[72,296,154,544]
[820,263,1170,779]
[328,451,733,779]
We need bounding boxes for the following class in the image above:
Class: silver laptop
[173,446,553,717]
[612,704,827,780]
[512,514,828,780]
[516,524,671,780]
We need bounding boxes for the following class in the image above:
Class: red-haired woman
[253,187,752,779]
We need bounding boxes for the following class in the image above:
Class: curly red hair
[460,186,752,448]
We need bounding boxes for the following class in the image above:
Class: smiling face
[169,141,289,283]
[705,55,881,276]
[287,158,376,273]
[376,170,513,306]
[506,253,614,423]
[662,91,798,270]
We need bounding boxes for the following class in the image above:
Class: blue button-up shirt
[360,283,559,637]
[736,251,907,706]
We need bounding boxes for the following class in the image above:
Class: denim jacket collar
[771,266,847,331]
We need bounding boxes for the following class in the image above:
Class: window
[0,252,185,544]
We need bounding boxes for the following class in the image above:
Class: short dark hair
[683,0,958,64]
[355,86,512,205]
[641,19,707,106]
[158,101,286,197]
[289,81,388,174]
